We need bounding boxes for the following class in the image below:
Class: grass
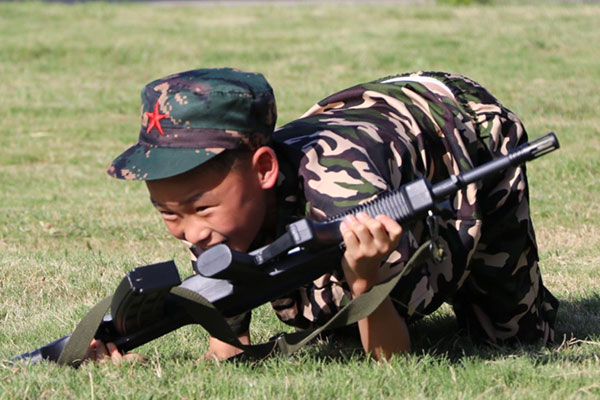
[1,1,599,399]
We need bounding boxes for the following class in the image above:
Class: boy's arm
[355,294,411,360]
[83,332,251,364]
[83,339,146,364]
[205,332,251,360]
[340,212,411,360]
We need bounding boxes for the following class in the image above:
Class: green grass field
[1,1,599,399]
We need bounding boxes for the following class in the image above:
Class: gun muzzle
[509,132,560,163]
[432,132,560,200]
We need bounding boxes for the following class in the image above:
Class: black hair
[203,148,254,173]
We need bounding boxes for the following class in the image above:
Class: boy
[92,68,558,362]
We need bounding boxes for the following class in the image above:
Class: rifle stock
[13,133,559,364]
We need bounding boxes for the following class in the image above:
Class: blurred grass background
[1,1,599,399]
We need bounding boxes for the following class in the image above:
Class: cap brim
[107,144,225,181]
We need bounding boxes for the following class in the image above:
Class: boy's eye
[160,210,178,221]
[195,206,210,213]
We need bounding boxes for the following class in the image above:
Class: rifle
[13,133,559,364]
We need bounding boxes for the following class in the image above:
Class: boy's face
[145,156,272,254]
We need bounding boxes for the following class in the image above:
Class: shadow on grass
[409,293,600,363]
[158,294,600,367]
[554,293,600,339]
[405,294,599,363]
[255,293,600,365]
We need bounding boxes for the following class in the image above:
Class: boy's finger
[376,215,403,238]
[95,340,109,362]
[349,214,375,243]
[107,342,122,363]
[360,214,388,242]
[83,339,98,362]
[341,217,360,250]
[356,213,395,249]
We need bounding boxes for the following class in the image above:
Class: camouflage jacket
[267,71,557,344]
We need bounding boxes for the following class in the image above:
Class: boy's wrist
[347,273,380,296]
[342,259,382,296]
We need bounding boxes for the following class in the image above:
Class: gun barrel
[432,132,559,200]
[11,334,71,364]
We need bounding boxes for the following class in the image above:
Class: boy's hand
[204,332,251,361]
[340,212,402,296]
[83,339,146,365]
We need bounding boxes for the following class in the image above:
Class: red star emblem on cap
[145,101,169,135]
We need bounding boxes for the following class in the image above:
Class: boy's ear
[252,146,279,189]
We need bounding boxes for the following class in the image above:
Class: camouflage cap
[107,68,277,180]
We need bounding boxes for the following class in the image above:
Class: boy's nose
[183,224,212,248]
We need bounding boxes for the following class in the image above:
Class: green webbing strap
[169,286,280,358]
[56,295,112,367]
[270,242,427,355]
[171,240,434,358]
[264,240,434,355]
[56,241,434,365]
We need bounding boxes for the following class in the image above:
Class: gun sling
[55,241,434,367]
